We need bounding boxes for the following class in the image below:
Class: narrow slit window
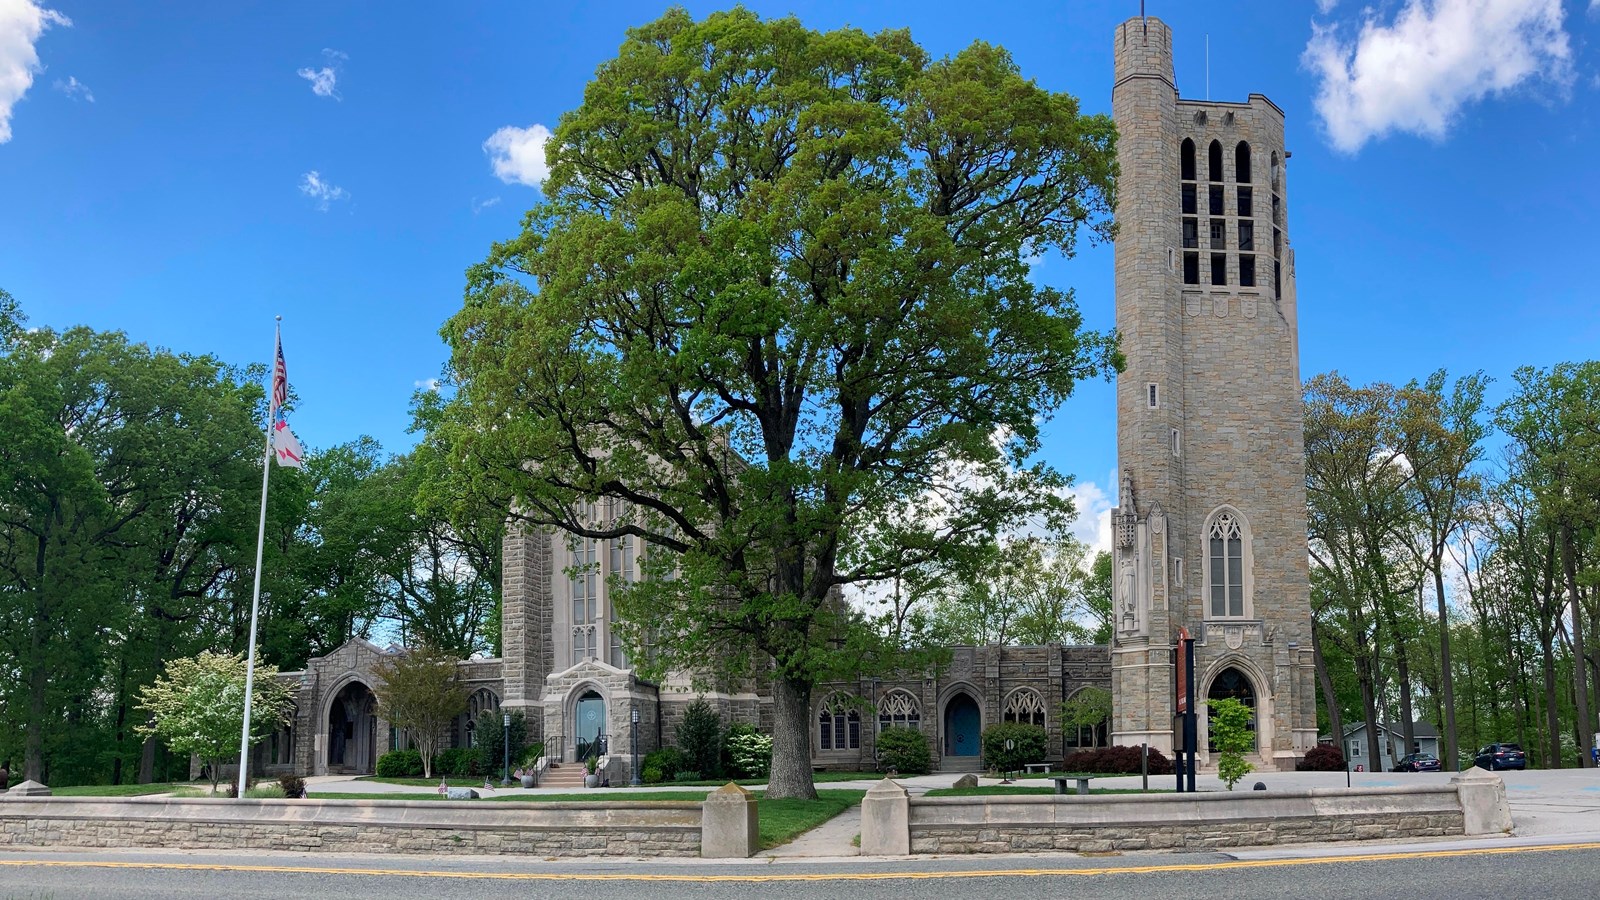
[1209,219,1225,248]
[1181,138,1196,181]
[1274,260,1282,295]
[1210,254,1227,286]
[1238,221,1254,251]
[1240,254,1256,287]
[1208,140,1223,181]
[1148,383,1159,409]
[1168,248,1175,272]
[1209,185,1224,215]
[1237,187,1252,218]
[1273,227,1281,258]
[1183,217,1198,248]
[1234,141,1251,183]
[1272,194,1281,226]
[1182,184,1197,215]
[1183,252,1199,285]
[1174,558,1184,588]
[1171,428,1181,457]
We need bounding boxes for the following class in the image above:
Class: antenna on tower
[1206,33,1210,100]
[1141,1,1147,34]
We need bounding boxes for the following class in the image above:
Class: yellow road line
[1,841,1596,883]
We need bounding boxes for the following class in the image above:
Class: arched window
[1180,138,1196,181]
[1002,688,1047,728]
[818,694,861,751]
[1207,667,1258,751]
[1205,509,1251,618]
[1208,140,1223,182]
[1234,142,1251,184]
[877,690,921,732]
[458,688,500,748]
[1271,151,1280,190]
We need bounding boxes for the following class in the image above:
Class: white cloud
[296,48,346,99]
[1316,0,1340,12]
[52,74,90,102]
[413,378,441,391]
[1065,474,1116,557]
[0,2,70,143]
[298,170,348,211]
[1303,0,1573,153]
[472,195,501,215]
[483,123,551,188]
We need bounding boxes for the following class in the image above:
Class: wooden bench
[1050,775,1093,795]
[1023,763,1053,775]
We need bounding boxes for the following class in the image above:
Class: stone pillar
[500,520,553,731]
[701,782,759,858]
[1451,767,1512,835]
[858,777,910,856]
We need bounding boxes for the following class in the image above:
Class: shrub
[1296,744,1345,771]
[434,747,480,779]
[676,697,723,780]
[672,770,704,782]
[376,749,424,778]
[277,774,306,799]
[1208,698,1254,790]
[1061,745,1174,775]
[642,747,689,782]
[523,742,545,767]
[981,723,1048,773]
[640,765,664,784]
[875,726,932,775]
[473,709,529,777]
[723,723,773,778]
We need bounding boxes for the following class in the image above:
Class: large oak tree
[438,8,1117,798]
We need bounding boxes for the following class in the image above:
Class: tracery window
[570,536,598,661]
[817,694,861,751]
[877,691,922,732]
[1207,510,1248,618]
[1002,688,1047,728]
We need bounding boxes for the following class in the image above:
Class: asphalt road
[3,841,1598,900]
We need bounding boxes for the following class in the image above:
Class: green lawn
[305,790,714,802]
[757,789,861,849]
[48,783,188,797]
[922,785,1165,797]
[363,770,884,789]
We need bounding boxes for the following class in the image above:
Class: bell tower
[1108,16,1317,769]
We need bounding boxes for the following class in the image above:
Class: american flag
[272,331,289,414]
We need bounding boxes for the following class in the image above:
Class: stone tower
[1108,16,1317,769]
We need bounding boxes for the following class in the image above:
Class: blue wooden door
[945,695,981,756]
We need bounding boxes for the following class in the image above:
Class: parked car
[1393,753,1442,773]
[1474,743,1527,771]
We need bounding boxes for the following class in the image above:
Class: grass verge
[47,783,187,798]
[922,786,1166,797]
[363,770,884,789]
[757,789,862,849]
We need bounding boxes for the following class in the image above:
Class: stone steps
[938,756,985,774]
[540,764,590,788]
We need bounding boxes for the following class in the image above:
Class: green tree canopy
[436,7,1117,798]
[135,650,294,794]
[372,646,470,780]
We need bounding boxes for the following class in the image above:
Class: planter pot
[584,774,600,788]
[520,774,536,789]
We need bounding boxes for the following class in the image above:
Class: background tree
[371,646,470,779]
[135,650,294,794]
[436,7,1117,799]
[1059,685,1112,749]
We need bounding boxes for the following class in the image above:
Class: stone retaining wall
[0,797,703,857]
[862,769,1512,856]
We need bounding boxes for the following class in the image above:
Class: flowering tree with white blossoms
[137,650,295,794]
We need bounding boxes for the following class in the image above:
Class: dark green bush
[676,697,723,780]
[640,765,664,784]
[473,709,529,777]
[434,747,480,778]
[277,774,306,799]
[980,723,1048,773]
[375,749,423,778]
[642,747,689,782]
[672,770,704,782]
[875,726,932,775]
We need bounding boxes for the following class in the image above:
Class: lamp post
[630,706,642,786]
[502,712,511,786]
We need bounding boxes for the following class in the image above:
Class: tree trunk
[1540,630,1561,767]
[1311,625,1343,753]
[138,735,157,784]
[1357,655,1382,767]
[1560,526,1594,767]
[766,675,817,800]
[1434,564,1459,769]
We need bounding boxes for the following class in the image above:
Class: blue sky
[3,1,1599,551]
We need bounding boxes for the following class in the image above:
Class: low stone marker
[445,788,479,800]
[700,782,758,858]
[951,774,979,789]
[5,780,51,797]
[1451,767,1512,835]
[860,778,910,856]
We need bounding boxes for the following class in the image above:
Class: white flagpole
[237,315,281,798]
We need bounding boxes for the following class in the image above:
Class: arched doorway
[327,681,377,774]
[1206,667,1257,752]
[574,689,606,760]
[943,693,981,757]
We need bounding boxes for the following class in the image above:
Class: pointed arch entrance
[943,692,981,757]
[1206,666,1257,752]
[326,680,377,774]
[574,689,607,760]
